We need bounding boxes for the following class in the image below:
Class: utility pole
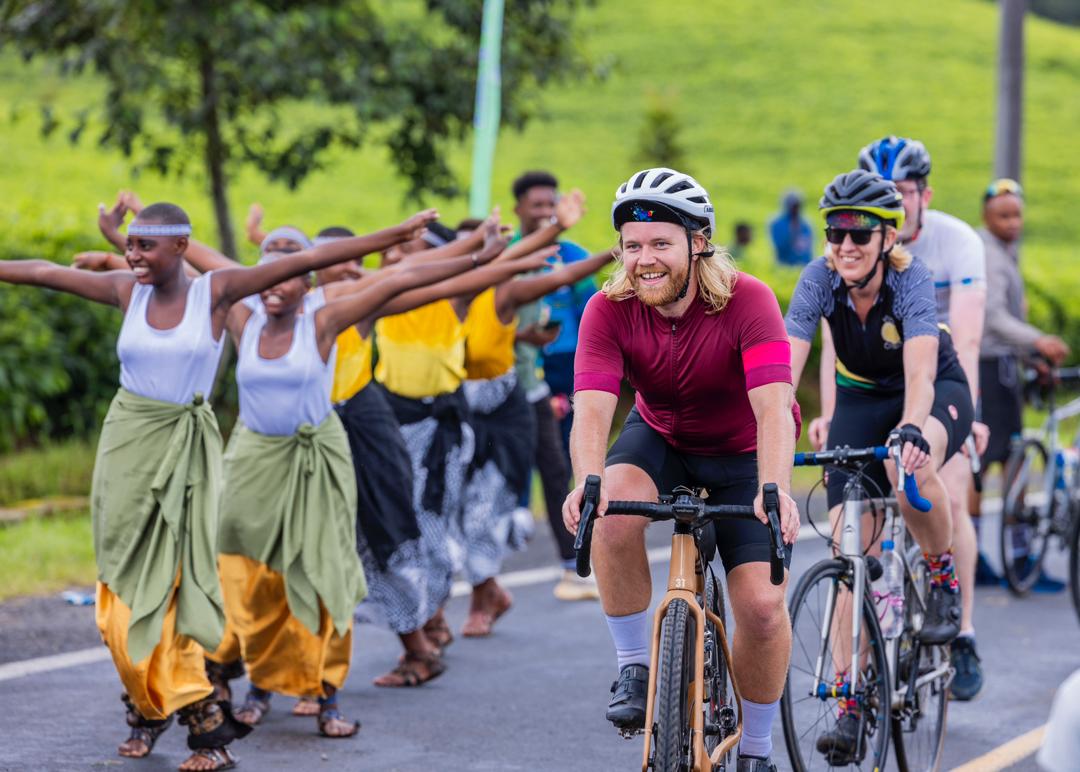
[468,0,505,217]
[995,0,1026,181]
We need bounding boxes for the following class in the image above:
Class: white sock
[738,698,778,759]
[605,610,650,670]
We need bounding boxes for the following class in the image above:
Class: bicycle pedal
[618,727,644,740]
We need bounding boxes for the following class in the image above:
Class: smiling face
[827,225,897,287]
[619,221,702,308]
[124,230,187,285]
[259,270,309,317]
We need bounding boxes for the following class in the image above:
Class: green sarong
[92,388,225,664]
[217,413,367,638]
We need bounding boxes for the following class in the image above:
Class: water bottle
[877,541,905,639]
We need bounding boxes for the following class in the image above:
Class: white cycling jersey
[905,209,985,326]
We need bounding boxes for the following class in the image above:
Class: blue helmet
[857,136,932,182]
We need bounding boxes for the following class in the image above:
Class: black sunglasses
[824,227,881,246]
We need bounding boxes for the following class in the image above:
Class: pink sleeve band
[742,339,791,372]
[574,372,622,395]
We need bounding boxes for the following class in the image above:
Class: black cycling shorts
[605,408,793,574]
[977,356,1023,465]
[824,377,974,508]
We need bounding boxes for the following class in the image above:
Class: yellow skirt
[217,553,352,698]
[95,581,214,720]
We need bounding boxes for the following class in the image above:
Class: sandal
[423,613,454,651]
[291,697,320,717]
[317,705,360,738]
[234,690,271,727]
[373,650,446,688]
[118,715,173,757]
[178,746,237,771]
[118,693,172,758]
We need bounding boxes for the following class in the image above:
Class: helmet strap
[677,232,694,300]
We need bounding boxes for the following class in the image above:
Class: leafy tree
[0,0,591,257]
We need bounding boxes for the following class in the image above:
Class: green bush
[0,437,95,505]
[0,233,121,449]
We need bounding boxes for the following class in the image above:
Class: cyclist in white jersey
[857,136,988,700]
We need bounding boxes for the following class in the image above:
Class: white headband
[260,226,313,255]
[127,223,192,237]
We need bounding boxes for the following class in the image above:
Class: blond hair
[602,231,739,314]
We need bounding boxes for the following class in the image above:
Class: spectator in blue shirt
[769,189,814,266]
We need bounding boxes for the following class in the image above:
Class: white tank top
[236,306,337,436]
[117,273,225,405]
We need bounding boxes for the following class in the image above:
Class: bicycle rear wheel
[1001,439,1053,595]
[652,598,695,772]
[782,559,891,771]
[892,551,948,772]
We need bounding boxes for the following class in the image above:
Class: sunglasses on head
[824,227,881,246]
[984,178,1023,201]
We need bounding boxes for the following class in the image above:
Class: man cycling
[786,169,973,761]
[857,137,988,699]
[562,167,800,772]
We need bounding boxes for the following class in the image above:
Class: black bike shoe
[949,635,984,701]
[919,585,961,644]
[815,712,862,765]
[736,754,778,771]
[605,664,648,731]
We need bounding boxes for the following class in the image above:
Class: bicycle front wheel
[703,572,736,767]
[892,550,948,772]
[652,598,695,772]
[782,559,891,772]
[1001,439,1053,595]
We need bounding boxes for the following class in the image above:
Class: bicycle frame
[640,526,741,772]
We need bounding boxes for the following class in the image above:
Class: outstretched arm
[496,188,585,264]
[210,210,437,309]
[245,204,268,247]
[496,249,613,321]
[316,249,500,358]
[360,247,555,333]
[0,260,132,308]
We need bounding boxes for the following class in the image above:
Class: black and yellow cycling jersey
[785,257,966,394]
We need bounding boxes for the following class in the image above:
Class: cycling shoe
[605,664,648,731]
[816,712,863,765]
[919,585,961,644]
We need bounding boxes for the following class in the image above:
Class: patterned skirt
[460,371,537,585]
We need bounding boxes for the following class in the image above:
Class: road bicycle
[780,445,951,772]
[999,365,1080,599]
[574,475,786,772]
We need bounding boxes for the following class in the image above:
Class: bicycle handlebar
[573,476,786,585]
[793,444,933,513]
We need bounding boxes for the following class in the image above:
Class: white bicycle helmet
[611,167,715,238]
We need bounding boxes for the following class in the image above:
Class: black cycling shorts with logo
[605,408,793,574]
[825,377,974,508]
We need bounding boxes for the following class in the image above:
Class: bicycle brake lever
[574,474,602,577]
[762,483,785,586]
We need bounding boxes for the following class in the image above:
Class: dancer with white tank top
[0,201,437,772]
[211,232,518,737]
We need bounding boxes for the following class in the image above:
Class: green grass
[0,509,95,600]
[2,0,1078,283]
[0,438,95,506]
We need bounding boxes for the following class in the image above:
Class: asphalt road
[0,506,1076,771]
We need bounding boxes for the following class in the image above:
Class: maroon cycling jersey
[574,273,799,455]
